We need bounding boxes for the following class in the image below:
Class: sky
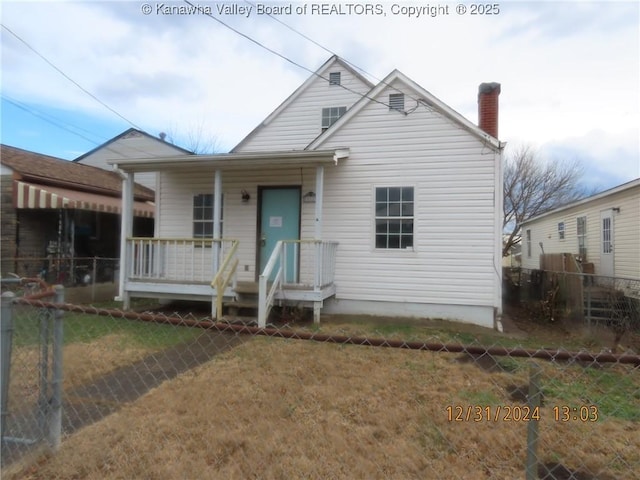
[1,0,639,192]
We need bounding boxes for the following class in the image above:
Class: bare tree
[503,145,586,257]
[163,120,221,154]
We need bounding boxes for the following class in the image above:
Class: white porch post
[314,165,324,240]
[117,172,134,308]
[313,165,324,324]
[213,169,222,274]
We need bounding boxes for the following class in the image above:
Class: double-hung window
[193,193,223,238]
[558,222,565,240]
[321,106,346,131]
[375,187,414,249]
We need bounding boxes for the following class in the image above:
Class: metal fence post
[1,291,16,441]
[38,302,51,437]
[526,362,542,480]
[92,256,97,302]
[49,285,64,450]
[585,276,592,329]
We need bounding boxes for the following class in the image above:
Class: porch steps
[223,281,259,319]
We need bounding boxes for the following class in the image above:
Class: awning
[13,180,154,218]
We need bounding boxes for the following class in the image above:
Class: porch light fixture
[303,191,316,203]
[241,190,251,203]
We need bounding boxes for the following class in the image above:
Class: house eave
[109,149,346,173]
[521,178,640,226]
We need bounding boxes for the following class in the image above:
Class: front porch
[119,238,338,326]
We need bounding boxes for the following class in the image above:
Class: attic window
[389,93,405,112]
[329,72,341,85]
[321,106,347,131]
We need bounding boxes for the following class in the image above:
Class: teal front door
[258,187,301,281]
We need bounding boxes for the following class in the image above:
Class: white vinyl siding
[76,133,187,191]
[150,74,503,324]
[156,167,318,281]
[520,182,640,278]
[234,60,371,152]
[313,80,501,309]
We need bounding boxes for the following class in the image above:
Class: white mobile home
[112,56,504,329]
[520,178,640,279]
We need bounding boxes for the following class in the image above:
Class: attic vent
[329,72,341,85]
[389,93,405,112]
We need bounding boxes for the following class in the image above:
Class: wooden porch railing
[126,238,236,283]
[210,240,239,319]
[258,240,338,327]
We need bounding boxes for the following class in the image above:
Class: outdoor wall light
[612,207,620,213]
[241,190,251,203]
[303,191,316,203]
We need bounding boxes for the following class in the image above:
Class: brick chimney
[478,82,501,138]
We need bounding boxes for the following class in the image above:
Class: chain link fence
[1,278,639,479]
[514,268,640,345]
[7,256,119,288]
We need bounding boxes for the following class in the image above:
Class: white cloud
[1,0,638,178]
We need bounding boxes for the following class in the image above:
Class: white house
[521,178,640,279]
[110,56,504,329]
[74,128,191,191]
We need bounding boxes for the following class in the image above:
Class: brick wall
[1,175,17,275]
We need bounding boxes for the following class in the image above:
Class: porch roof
[109,149,349,173]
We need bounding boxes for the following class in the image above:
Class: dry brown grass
[8,335,156,412]
[10,335,639,480]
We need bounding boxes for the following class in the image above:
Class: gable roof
[231,56,375,152]
[307,69,503,151]
[521,177,640,225]
[74,128,192,163]
[1,144,154,201]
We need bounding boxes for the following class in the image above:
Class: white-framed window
[558,222,565,240]
[193,193,223,238]
[389,93,405,111]
[329,72,341,85]
[576,216,587,259]
[375,186,414,249]
[526,229,532,258]
[321,106,346,131]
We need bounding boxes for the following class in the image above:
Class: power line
[2,95,180,161]
[241,0,406,93]
[1,23,143,131]
[182,0,399,112]
[3,95,107,144]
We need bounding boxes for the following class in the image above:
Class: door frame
[255,185,302,282]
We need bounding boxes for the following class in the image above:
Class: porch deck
[119,238,338,326]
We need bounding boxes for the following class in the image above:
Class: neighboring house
[111,56,504,329]
[520,178,640,279]
[502,235,521,268]
[74,128,192,191]
[0,145,155,281]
